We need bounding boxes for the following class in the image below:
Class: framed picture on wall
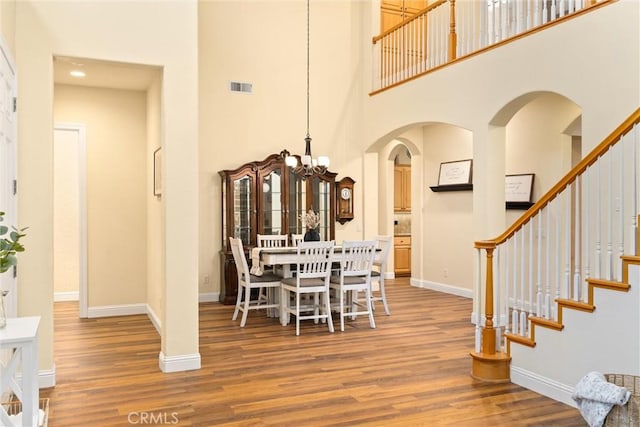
[437,159,473,186]
[153,147,162,196]
[505,173,534,203]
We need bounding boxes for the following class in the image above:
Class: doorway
[53,123,88,317]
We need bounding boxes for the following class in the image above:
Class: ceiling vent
[229,81,253,94]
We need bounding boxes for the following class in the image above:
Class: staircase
[471,108,640,405]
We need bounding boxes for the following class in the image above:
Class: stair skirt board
[508,264,640,406]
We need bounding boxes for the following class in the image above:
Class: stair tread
[588,278,630,291]
[530,316,563,330]
[557,298,595,312]
[505,333,535,347]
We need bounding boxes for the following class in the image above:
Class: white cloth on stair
[572,371,631,427]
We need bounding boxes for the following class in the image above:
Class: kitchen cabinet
[380,0,427,33]
[219,151,337,304]
[394,165,411,211]
[394,235,411,276]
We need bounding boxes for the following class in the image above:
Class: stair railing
[472,107,640,380]
[371,0,608,93]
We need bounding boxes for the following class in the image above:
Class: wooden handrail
[475,107,640,251]
[372,0,448,44]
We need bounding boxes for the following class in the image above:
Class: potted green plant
[0,211,27,328]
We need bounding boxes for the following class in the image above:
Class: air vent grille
[229,81,253,93]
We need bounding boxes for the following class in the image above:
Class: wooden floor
[41,279,586,426]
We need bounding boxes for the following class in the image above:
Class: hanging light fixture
[285,0,329,177]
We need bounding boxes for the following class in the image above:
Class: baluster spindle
[573,178,581,301]
[617,140,624,280]
[519,224,527,336]
[607,151,614,280]
[512,233,519,335]
[584,167,591,287]
[536,214,542,317]
[545,206,551,319]
[564,185,571,299]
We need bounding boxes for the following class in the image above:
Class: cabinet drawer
[394,236,411,246]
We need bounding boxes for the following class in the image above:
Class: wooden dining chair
[229,237,282,327]
[329,240,377,332]
[280,240,335,336]
[370,235,392,315]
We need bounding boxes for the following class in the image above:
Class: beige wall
[54,84,147,306]
[16,0,198,373]
[198,0,363,294]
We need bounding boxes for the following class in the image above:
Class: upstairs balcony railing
[371,0,608,93]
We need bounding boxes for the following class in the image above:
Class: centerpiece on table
[300,209,321,241]
[0,211,27,328]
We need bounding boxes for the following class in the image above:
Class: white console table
[0,316,40,427]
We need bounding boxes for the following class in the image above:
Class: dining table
[251,245,384,326]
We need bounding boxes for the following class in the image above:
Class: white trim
[198,292,220,303]
[53,291,79,302]
[159,351,201,373]
[146,304,162,334]
[410,278,474,299]
[54,123,88,318]
[87,303,148,318]
[0,33,16,75]
[38,366,56,389]
[511,365,577,408]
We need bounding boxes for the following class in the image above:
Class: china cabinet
[219,151,336,304]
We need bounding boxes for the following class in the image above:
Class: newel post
[448,0,457,62]
[469,241,510,382]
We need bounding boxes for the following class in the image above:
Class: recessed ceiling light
[70,70,86,78]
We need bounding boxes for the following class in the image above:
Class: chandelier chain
[306,0,310,139]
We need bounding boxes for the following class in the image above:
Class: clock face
[341,188,351,200]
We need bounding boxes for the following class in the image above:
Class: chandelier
[285,0,329,177]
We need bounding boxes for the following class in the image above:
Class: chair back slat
[296,241,335,280]
[257,234,288,248]
[340,240,377,278]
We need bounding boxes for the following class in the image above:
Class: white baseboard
[39,366,56,389]
[410,278,473,299]
[159,351,201,373]
[54,291,79,302]
[87,303,147,318]
[511,365,577,408]
[199,292,220,303]
[146,304,162,334]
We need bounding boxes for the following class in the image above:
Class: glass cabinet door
[288,173,307,236]
[311,177,331,241]
[260,168,284,235]
[232,174,254,246]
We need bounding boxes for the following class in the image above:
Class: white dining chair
[329,240,377,332]
[257,234,288,248]
[291,233,304,246]
[280,240,335,336]
[229,237,282,327]
[257,233,288,277]
[370,235,392,315]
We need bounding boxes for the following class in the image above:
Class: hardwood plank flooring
[41,279,585,426]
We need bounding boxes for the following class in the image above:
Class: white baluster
[536,214,542,317]
[520,229,527,336]
[573,179,581,301]
[632,124,639,256]
[564,184,571,299]
[475,248,482,353]
[596,158,602,278]
[505,237,511,337]
[551,0,557,22]
[554,198,561,321]
[495,246,502,351]
[529,220,534,316]
[607,151,614,280]
[618,139,624,281]
[545,206,551,319]
[512,233,519,335]
[584,166,591,287]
